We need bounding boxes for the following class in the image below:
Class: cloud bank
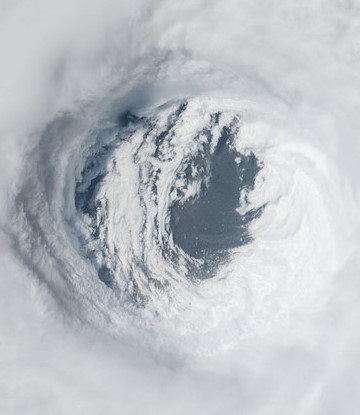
[1,1,360,414]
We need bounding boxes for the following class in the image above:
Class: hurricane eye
[73,100,265,302]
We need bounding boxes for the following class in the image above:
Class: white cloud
[1,1,360,414]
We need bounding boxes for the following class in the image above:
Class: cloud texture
[1,1,360,414]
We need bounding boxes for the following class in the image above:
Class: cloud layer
[1,1,360,414]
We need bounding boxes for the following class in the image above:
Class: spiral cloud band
[1,1,360,414]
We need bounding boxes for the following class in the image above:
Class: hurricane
[1,1,360,414]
